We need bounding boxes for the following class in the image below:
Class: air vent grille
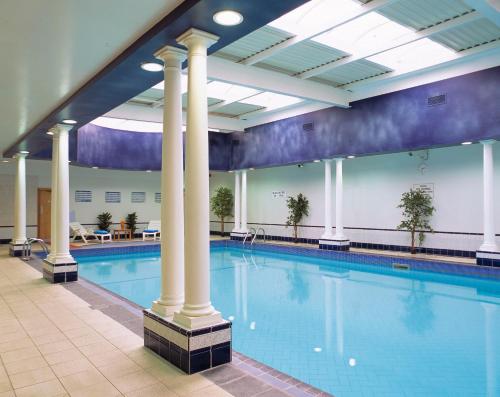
[303,122,314,132]
[427,94,446,107]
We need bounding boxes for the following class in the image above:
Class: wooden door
[38,188,51,241]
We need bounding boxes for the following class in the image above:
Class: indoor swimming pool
[76,246,500,397]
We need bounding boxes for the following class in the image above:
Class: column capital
[154,45,187,65]
[480,139,496,145]
[176,28,219,50]
[50,124,73,135]
[14,152,28,159]
[322,159,332,163]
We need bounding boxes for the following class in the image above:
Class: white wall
[210,144,500,252]
[1,143,498,252]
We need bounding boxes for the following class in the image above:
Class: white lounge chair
[143,220,161,241]
[70,222,112,244]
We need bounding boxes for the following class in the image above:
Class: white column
[11,152,28,245]
[48,134,59,257]
[240,170,248,233]
[152,46,187,317]
[232,172,241,233]
[334,158,347,240]
[47,124,75,264]
[479,140,498,252]
[322,160,333,239]
[174,28,222,329]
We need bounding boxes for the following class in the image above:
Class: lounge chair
[143,220,161,241]
[70,222,112,244]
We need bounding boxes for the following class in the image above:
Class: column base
[476,250,500,267]
[143,309,231,374]
[319,238,350,251]
[230,231,247,241]
[43,259,78,283]
[9,243,29,257]
[152,300,182,318]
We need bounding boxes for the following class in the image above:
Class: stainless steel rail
[22,238,49,261]
[251,227,266,245]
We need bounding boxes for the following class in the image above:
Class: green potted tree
[397,188,435,254]
[210,186,234,237]
[97,212,112,232]
[126,212,138,236]
[286,193,309,243]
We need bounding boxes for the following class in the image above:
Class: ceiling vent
[427,94,446,107]
[302,122,314,132]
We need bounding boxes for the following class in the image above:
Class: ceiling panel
[216,26,292,62]
[211,102,263,117]
[379,0,474,31]
[255,40,347,75]
[314,59,391,86]
[431,18,500,51]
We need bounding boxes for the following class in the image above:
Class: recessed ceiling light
[19,151,29,154]
[213,10,243,26]
[249,167,255,171]
[2,160,9,163]
[46,131,54,135]
[461,141,472,145]
[140,62,163,72]
[68,160,72,163]
[313,159,321,163]
[228,170,234,173]
[92,166,99,169]
[347,155,356,159]
[146,170,152,173]
[62,119,77,125]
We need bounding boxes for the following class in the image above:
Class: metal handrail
[242,228,256,245]
[251,227,266,245]
[22,238,49,261]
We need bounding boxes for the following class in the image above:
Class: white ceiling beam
[241,0,398,66]
[463,0,500,27]
[343,40,500,92]
[297,11,482,79]
[206,56,351,107]
[207,91,264,112]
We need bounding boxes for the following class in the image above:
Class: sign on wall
[272,190,286,199]
[105,191,121,203]
[413,183,434,198]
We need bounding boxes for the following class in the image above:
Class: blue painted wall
[76,124,230,171]
[233,66,500,169]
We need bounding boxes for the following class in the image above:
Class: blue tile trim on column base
[143,309,231,374]
[42,259,78,283]
[9,243,29,257]
[476,251,500,267]
[319,239,350,251]
[230,232,247,241]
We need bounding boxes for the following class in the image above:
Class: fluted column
[174,28,222,329]
[322,160,333,239]
[48,134,59,259]
[479,141,498,252]
[232,172,241,233]
[152,46,187,317]
[334,158,346,240]
[240,170,248,233]
[12,153,27,244]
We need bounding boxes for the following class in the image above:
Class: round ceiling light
[347,155,356,159]
[461,141,472,145]
[19,151,30,154]
[46,131,54,135]
[62,119,77,125]
[213,10,243,26]
[140,62,163,72]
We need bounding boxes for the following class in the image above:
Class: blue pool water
[76,247,500,397]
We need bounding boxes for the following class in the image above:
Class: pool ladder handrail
[22,238,49,261]
[242,228,256,245]
[251,227,266,245]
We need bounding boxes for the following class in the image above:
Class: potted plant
[210,186,234,237]
[126,212,138,235]
[397,188,435,254]
[286,193,309,243]
[97,212,112,232]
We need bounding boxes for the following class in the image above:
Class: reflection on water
[78,248,500,397]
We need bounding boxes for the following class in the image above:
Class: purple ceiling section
[232,66,500,169]
[3,0,307,158]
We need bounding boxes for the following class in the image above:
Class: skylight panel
[152,73,188,93]
[367,38,458,73]
[268,0,361,37]
[312,12,414,55]
[207,81,260,102]
[91,117,163,132]
[240,92,302,111]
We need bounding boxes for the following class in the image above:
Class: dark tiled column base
[43,259,78,283]
[476,251,500,267]
[143,309,231,374]
[230,232,246,241]
[9,243,29,257]
[319,239,350,251]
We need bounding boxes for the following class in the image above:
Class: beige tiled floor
[0,249,233,397]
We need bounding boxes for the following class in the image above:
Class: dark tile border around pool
[25,254,333,397]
